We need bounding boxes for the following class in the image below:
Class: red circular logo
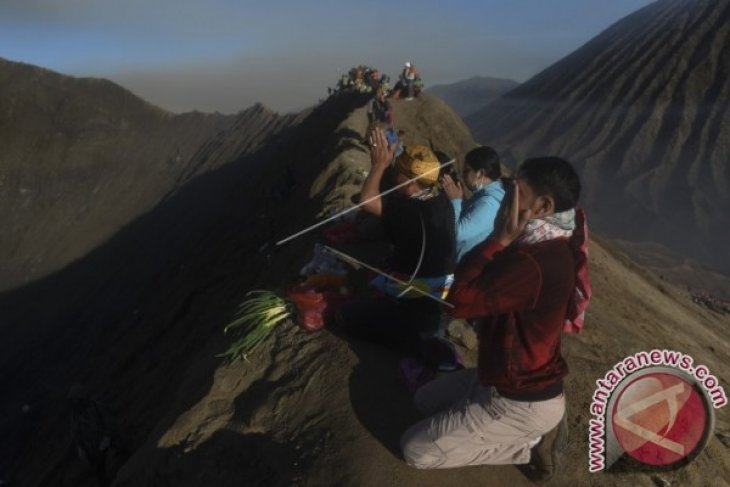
[612,372,708,466]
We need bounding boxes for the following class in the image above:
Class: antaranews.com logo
[589,349,727,472]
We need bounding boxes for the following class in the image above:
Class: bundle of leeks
[219,290,292,362]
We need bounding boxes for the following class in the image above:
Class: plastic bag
[288,288,327,332]
[288,282,352,332]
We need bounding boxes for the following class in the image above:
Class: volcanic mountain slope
[427,76,519,118]
[4,87,728,486]
[0,58,296,291]
[467,0,730,273]
[105,97,728,487]
[0,90,477,486]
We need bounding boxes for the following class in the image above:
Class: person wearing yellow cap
[335,128,456,367]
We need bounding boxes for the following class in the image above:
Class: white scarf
[516,209,576,245]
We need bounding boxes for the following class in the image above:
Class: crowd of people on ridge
[329,62,424,100]
[330,64,391,96]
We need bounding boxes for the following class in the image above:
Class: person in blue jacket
[441,146,505,261]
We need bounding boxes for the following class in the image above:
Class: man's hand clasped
[441,174,463,201]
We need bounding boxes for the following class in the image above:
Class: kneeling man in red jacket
[401,156,584,483]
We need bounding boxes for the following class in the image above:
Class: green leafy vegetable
[219,290,292,362]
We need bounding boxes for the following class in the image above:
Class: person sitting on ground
[367,86,393,125]
[336,129,456,360]
[441,146,505,261]
[401,157,584,483]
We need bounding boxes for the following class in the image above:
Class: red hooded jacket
[446,237,575,399]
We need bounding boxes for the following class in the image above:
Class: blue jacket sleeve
[451,193,501,244]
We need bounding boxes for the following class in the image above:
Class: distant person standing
[441,146,505,261]
[401,62,417,100]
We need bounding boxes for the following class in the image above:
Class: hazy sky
[1,0,654,114]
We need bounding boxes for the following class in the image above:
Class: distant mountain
[0,58,296,291]
[467,0,730,272]
[427,76,519,118]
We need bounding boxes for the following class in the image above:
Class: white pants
[401,368,565,469]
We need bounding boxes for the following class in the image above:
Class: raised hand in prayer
[441,174,463,200]
[369,128,397,169]
[495,178,532,247]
